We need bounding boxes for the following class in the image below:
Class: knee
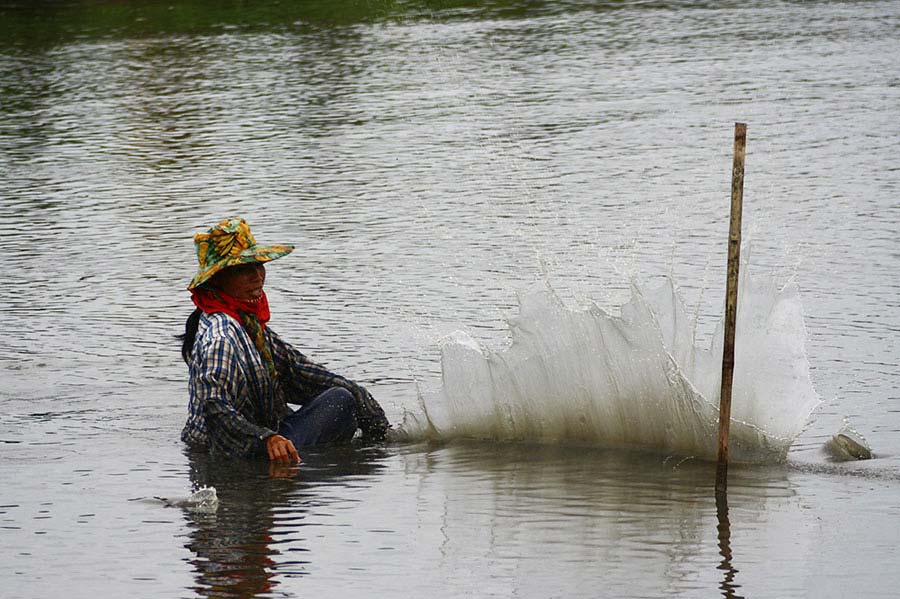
[320,388,358,434]
[320,387,356,414]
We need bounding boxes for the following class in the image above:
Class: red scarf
[191,287,271,328]
[191,287,277,378]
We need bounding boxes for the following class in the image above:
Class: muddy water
[1,1,898,597]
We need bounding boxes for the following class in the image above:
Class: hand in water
[266,434,300,464]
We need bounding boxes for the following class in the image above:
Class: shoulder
[198,312,241,339]
[194,312,246,356]
[190,313,246,372]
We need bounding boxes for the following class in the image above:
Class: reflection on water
[715,482,745,599]
[168,440,900,598]
[174,442,781,598]
[184,457,292,597]
[390,443,777,598]
[183,447,388,597]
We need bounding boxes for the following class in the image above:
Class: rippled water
[2,1,898,597]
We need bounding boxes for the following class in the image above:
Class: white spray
[402,269,820,463]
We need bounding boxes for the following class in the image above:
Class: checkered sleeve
[270,330,390,441]
[192,334,276,457]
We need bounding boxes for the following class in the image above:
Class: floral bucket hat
[188,218,294,290]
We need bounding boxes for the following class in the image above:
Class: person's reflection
[715,484,746,599]
[181,446,386,598]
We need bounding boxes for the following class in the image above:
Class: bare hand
[265,434,300,464]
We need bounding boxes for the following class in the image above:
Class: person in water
[180,218,389,463]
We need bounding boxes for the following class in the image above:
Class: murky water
[1,1,898,597]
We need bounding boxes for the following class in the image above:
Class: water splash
[401,269,820,463]
[826,420,874,461]
[155,486,219,513]
[184,486,219,513]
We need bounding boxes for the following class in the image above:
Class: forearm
[203,400,275,457]
[271,333,390,437]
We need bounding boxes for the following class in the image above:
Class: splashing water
[402,269,820,463]
[153,485,219,513]
[186,486,219,513]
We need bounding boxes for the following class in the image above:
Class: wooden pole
[716,122,746,491]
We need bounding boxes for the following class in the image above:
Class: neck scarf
[191,287,277,378]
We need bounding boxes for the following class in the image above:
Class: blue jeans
[277,387,358,447]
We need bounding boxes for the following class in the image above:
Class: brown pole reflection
[715,468,746,599]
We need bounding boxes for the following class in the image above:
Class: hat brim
[188,245,294,290]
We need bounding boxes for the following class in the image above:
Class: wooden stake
[716,122,747,489]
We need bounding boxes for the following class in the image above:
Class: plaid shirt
[182,312,388,458]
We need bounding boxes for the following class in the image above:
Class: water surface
[1,1,898,597]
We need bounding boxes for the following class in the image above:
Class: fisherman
[180,218,389,463]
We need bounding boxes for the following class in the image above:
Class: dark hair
[178,308,202,364]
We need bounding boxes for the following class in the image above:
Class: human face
[210,262,266,301]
